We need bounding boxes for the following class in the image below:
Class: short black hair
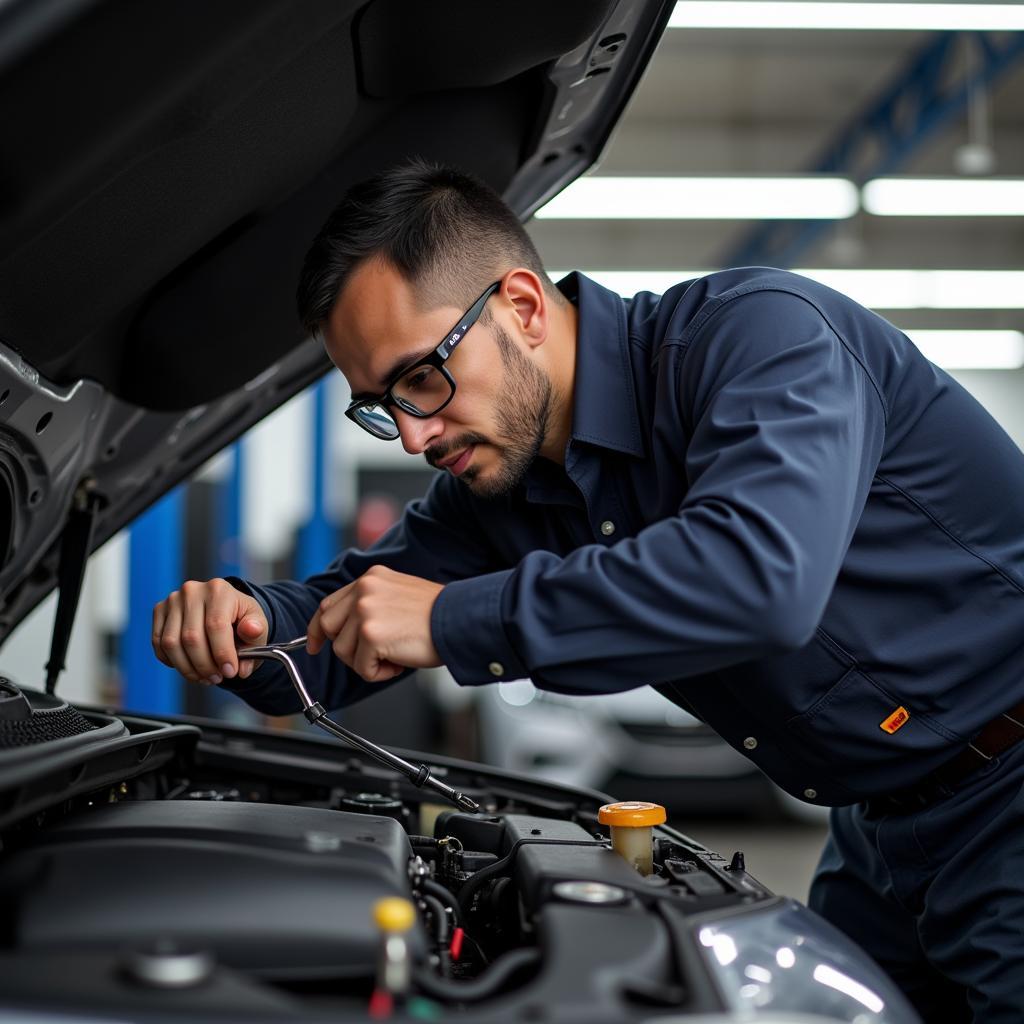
[296,159,560,338]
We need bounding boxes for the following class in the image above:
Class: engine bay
[0,690,776,1021]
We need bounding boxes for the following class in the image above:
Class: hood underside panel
[0,0,610,409]
[0,0,673,640]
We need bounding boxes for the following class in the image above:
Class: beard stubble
[428,323,554,499]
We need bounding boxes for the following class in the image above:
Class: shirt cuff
[431,569,527,686]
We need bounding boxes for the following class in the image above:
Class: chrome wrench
[237,636,480,813]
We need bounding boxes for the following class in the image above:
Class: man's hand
[152,578,269,685]
[306,566,444,683]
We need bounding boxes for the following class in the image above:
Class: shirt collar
[557,271,645,459]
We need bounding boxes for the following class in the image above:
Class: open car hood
[0,0,673,643]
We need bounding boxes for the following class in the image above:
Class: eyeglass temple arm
[434,281,500,360]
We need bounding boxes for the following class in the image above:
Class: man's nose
[395,409,444,455]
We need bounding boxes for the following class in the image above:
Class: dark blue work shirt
[226,269,1024,806]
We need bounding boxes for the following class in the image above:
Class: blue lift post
[295,378,338,580]
[121,486,185,714]
[723,30,1024,269]
[217,442,244,581]
[208,441,259,722]
[291,379,337,734]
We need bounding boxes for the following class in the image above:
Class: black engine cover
[0,800,419,977]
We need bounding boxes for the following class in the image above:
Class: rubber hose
[419,893,450,943]
[420,878,461,927]
[413,947,541,1003]
[418,891,451,978]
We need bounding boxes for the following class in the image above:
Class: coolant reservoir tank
[598,801,666,876]
[371,897,415,1010]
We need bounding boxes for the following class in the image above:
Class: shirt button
[600,520,616,536]
[488,662,504,677]
[803,788,817,800]
[743,736,758,750]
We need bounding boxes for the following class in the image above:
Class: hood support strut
[45,482,101,695]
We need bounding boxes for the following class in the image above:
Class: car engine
[0,682,915,1022]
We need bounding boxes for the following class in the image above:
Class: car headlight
[693,898,921,1023]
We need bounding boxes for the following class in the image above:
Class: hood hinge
[45,479,102,695]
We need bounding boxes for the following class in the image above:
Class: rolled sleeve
[431,569,527,685]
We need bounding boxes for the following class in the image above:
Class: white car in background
[473,679,829,822]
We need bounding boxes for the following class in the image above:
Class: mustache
[425,432,490,469]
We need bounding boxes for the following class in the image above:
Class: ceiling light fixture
[534,176,858,220]
[669,2,1024,31]
[804,269,1024,309]
[863,178,1024,216]
[905,330,1024,369]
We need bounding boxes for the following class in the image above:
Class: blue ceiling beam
[722,30,1024,269]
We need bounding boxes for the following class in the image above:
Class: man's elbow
[758,594,822,652]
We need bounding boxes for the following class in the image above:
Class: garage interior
[3,1,1023,906]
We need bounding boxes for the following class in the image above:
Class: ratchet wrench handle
[237,639,480,813]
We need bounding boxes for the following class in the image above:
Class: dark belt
[870,698,1024,814]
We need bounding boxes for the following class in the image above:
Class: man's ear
[503,269,548,349]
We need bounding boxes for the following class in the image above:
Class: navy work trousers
[809,739,1024,1022]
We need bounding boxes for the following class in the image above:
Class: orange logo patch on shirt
[880,706,910,734]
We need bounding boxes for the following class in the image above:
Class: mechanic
[153,160,1024,1022]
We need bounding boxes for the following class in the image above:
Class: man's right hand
[152,578,269,685]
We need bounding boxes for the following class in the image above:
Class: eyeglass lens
[393,364,452,413]
[354,403,401,439]
[354,363,456,438]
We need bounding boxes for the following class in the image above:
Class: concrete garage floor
[671,817,830,903]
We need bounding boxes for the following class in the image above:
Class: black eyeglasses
[344,280,502,440]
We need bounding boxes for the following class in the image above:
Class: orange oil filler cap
[598,801,667,828]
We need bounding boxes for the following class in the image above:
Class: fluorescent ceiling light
[669,2,1024,31]
[905,331,1024,369]
[534,176,858,220]
[863,178,1024,216]
[549,269,1024,310]
[801,270,1024,309]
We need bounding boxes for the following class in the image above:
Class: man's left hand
[306,566,444,683]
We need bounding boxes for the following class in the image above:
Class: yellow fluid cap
[598,801,667,827]
[373,897,416,933]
